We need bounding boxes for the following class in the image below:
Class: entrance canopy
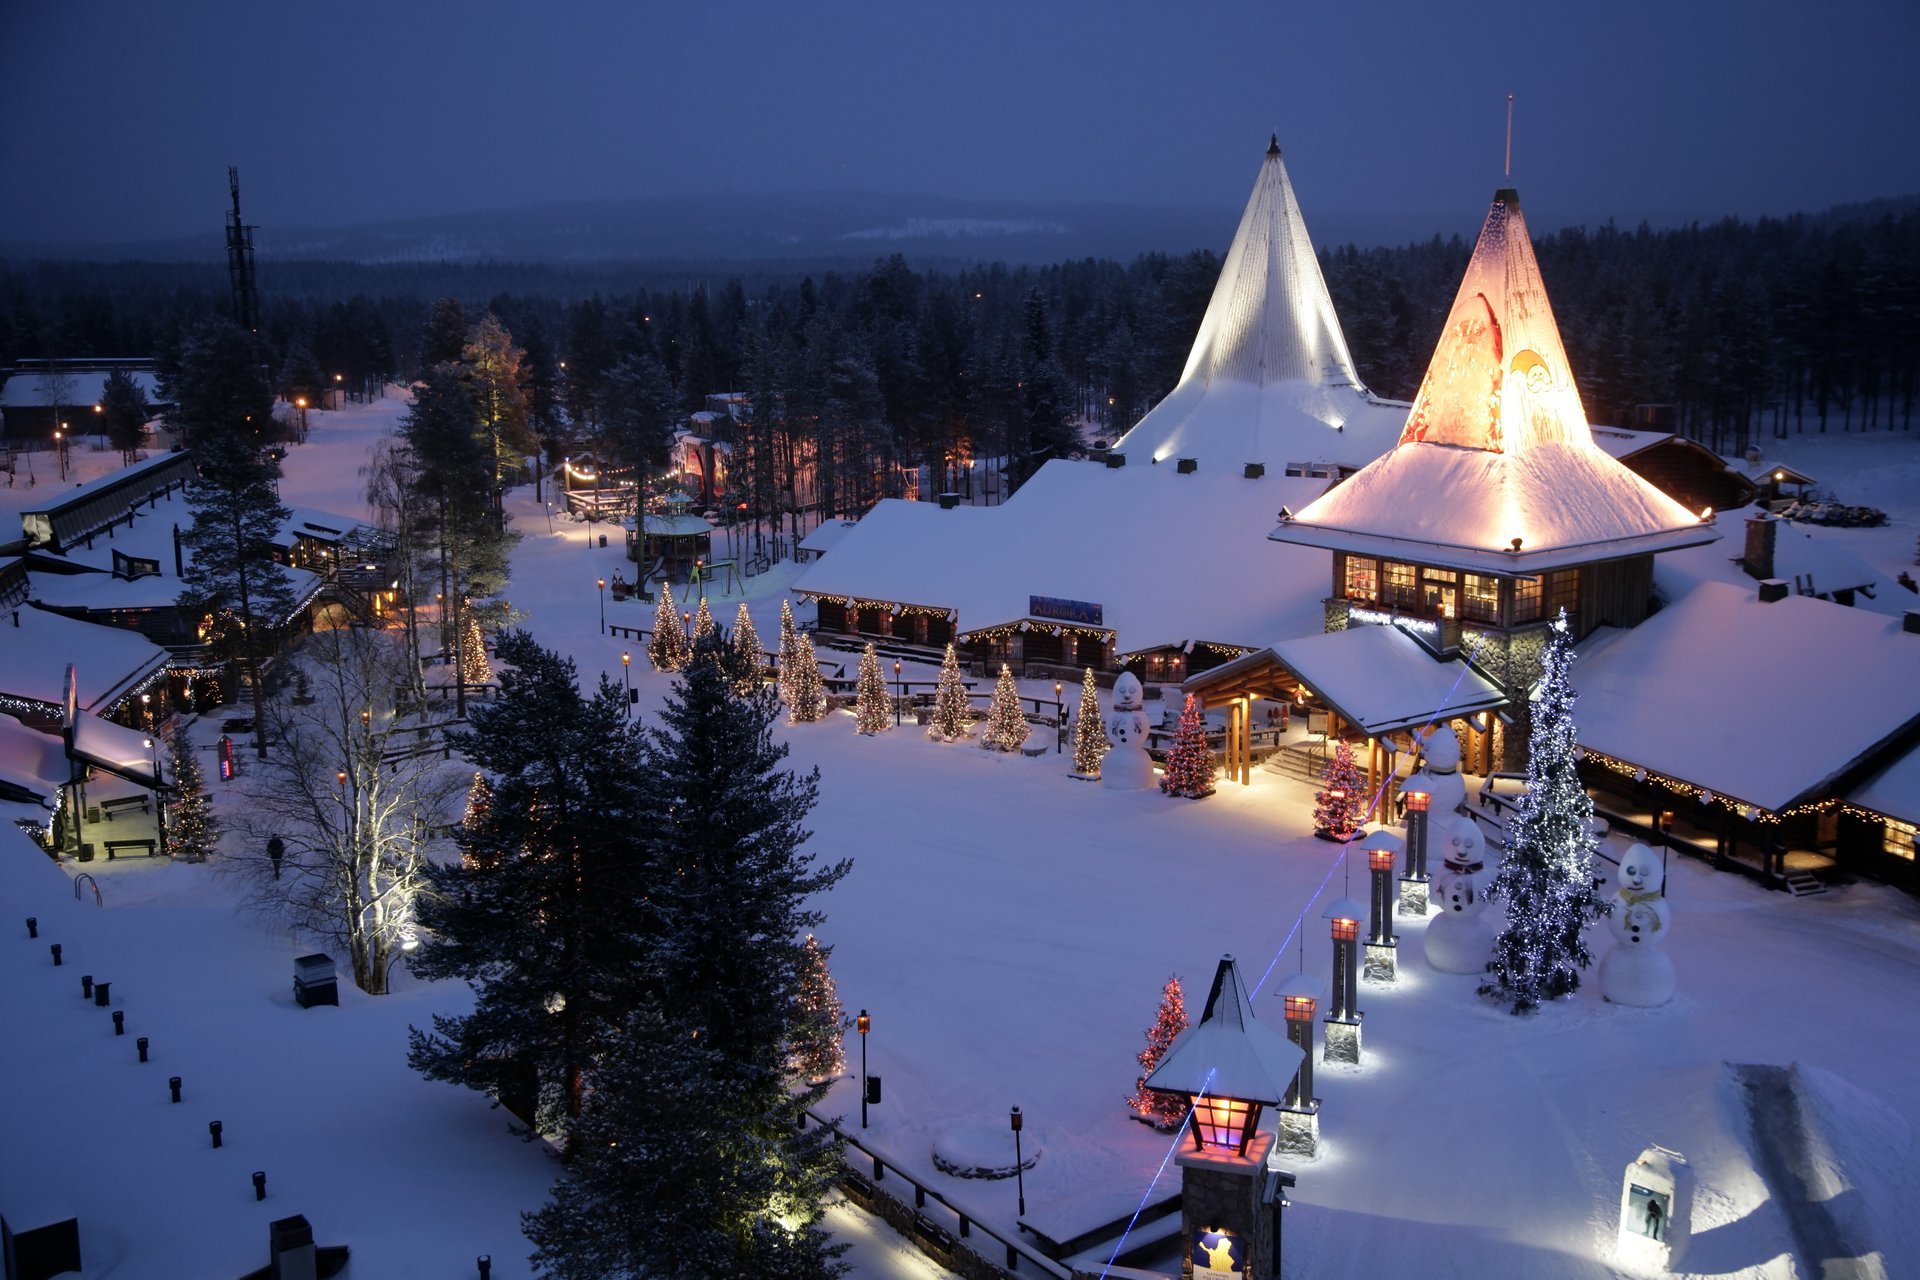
[1185,622,1506,738]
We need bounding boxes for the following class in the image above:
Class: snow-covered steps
[1781,870,1828,896]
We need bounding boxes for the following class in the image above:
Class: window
[1462,573,1502,623]
[1343,556,1379,602]
[1545,569,1579,619]
[1513,574,1543,622]
[1885,820,1918,862]
[1382,562,1419,609]
[1421,567,1458,619]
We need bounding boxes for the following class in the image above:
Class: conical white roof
[1143,954,1303,1105]
[1273,189,1717,573]
[1113,137,1404,471]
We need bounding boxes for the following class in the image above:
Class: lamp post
[857,1009,871,1128]
[621,652,632,716]
[893,660,902,728]
[55,425,67,480]
[141,692,152,730]
[1010,1106,1027,1217]
[144,737,167,857]
[1402,786,1432,917]
[1322,897,1365,1064]
[335,769,351,847]
[1363,831,1402,982]
[294,397,307,441]
[596,578,607,634]
[1054,680,1064,753]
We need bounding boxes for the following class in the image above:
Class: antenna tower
[225,166,259,334]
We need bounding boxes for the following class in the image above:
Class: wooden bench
[100,794,152,819]
[104,838,159,859]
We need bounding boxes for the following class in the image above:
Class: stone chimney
[1742,514,1776,580]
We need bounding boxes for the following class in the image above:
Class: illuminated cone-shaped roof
[1272,189,1716,573]
[1142,954,1303,1105]
[1114,137,1403,471]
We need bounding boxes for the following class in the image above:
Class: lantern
[1189,1094,1261,1155]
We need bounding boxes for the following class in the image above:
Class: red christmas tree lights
[1127,974,1189,1130]
[1314,737,1366,840]
[1159,693,1215,798]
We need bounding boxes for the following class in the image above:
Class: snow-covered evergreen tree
[787,933,846,1085]
[459,612,493,687]
[1480,611,1607,1014]
[1070,667,1107,778]
[690,595,717,651]
[727,602,764,694]
[163,722,216,862]
[777,598,802,705]
[980,664,1028,752]
[1127,974,1189,1130]
[786,631,826,724]
[1314,738,1365,839]
[853,642,890,734]
[1159,693,1215,798]
[927,642,971,741]
[649,582,688,672]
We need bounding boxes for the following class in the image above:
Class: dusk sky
[4,0,1918,248]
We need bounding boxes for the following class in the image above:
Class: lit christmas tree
[1313,737,1365,839]
[1480,611,1607,1014]
[460,614,493,686]
[853,643,890,735]
[776,598,801,705]
[650,583,688,672]
[462,771,492,829]
[786,933,847,1085]
[163,722,216,862]
[1159,693,1215,798]
[728,603,764,694]
[786,631,825,724]
[1070,667,1107,778]
[980,664,1028,752]
[926,641,971,742]
[690,596,717,651]
[1126,974,1189,1130]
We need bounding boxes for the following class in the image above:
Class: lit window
[1382,562,1419,609]
[1462,573,1502,622]
[1885,820,1918,861]
[1546,569,1578,618]
[1343,556,1379,602]
[1513,574,1543,622]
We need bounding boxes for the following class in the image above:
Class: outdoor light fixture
[1190,1093,1262,1155]
[857,1009,871,1129]
[1010,1106,1027,1215]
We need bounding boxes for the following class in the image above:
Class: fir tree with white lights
[1159,693,1215,798]
[163,722,216,861]
[1127,974,1189,1130]
[690,596,717,651]
[650,583,688,672]
[727,603,764,694]
[786,631,825,724]
[1071,667,1107,778]
[1480,611,1607,1014]
[927,642,971,741]
[787,933,847,1085]
[1313,738,1365,838]
[853,643,890,735]
[460,613,493,687]
[776,598,801,705]
[981,664,1028,752]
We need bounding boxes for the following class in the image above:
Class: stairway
[1261,742,1326,784]
[1781,870,1827,897]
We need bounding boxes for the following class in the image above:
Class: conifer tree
[727,603,764,694]
[1127,975,1189,1130]
[788,933,846,1085]
[649,582,688,672]
[690,595,718,651]
[162,722,216,862]
[927,642,971,742]
[461,771,492,836]
[99,367,150,463]
[1480,612,1607,1014]
[459,613,493,686]
[1159,693,1216,798]
[853,643,890,734]
[409,632,653,1132]
[1071,667,1107,778]
[981,664,1028,752]
[1313,738,1365,838]
[786,632,825,724]
[777,598,802,705]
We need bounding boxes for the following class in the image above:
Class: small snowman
[1423,813,1493,974]
[1599,843,1675,1006]
[1405,726,1468,817]
[1102,672,1156,791]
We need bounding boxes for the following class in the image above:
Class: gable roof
[1143,954,1303,1105]
[1111,136,1405,472]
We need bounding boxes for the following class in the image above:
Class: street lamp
[857,1009,871,1129]
[1054,681,1064,753]
[1010,1106,1027,1216]
[54,425,67,480]
[141,692,152,729]
[621,652,631,716]
[145,737,167,857]
[596,578,607,634]
[893,660,902,728]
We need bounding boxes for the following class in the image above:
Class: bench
[100,794,152,819]
[104,838,159,859]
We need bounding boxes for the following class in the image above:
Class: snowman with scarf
[1600,843,1675,1006]
[1101,672,1156,790]
[1423,812,1494,974]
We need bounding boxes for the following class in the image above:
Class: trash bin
[598,533,608,547]
[293,953,339,1008]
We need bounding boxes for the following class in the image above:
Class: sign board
[1029,596,1103,627]
[1190,1228,1244,1275]
[1617,1144,1690,1269]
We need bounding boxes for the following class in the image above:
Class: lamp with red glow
[1188,1092,1263,1155]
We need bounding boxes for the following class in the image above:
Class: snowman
[1599,843,1675,1006]
[1102,672,1156,790]
[1423,813,1494,974]
[1404,726,1468,817]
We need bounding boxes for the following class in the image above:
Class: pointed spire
[1141,955,1303,1104]
[1267,132,1282,158]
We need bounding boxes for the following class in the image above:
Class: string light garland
[1159,693,1216,799]
[853,643,890,735]
[980,665,1028,752]
[1071,667,1107,777]
[927,642,972,742]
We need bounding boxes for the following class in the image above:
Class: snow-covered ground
[3,400,1919,1277]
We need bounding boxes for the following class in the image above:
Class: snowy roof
[1586,425,1675,460]
[69,711,164,788]
[0,715,71,802]
[794,462,1337,653]
[1274,190,1718,574]
[0,605,169,714]
[1654,507,1895,612]
[0,368,162,408]
[281,507,360,545]
[1746,460,1818,485]
[1111,137,1407,472]
[799,519,859,555]
[638,512,714,537]
[1571,580,1920,812]
[1143,955,1303,1105]
[1849,740,1920,827]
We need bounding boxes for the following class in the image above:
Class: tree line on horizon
[3,198,1915,481]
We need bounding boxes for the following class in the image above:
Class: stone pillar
[1364,847,1398,982]
[1326,921,1363,1065]
[1401,792,1431,916]
[1178,1131,1275,1279]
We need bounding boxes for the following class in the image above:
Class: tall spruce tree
[727,602,765,694]
[99,367,149,462]
[162,722,216,861]
[853,642,889,735]
[1071,667,1107,777]
[928,641,971,741]
[408,632,652,1131]
[1480,612,1607,1013]
[526,633,850,1279]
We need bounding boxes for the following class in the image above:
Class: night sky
[3,0,1917,247]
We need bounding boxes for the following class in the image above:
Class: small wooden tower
[1145,954,1304,1279]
